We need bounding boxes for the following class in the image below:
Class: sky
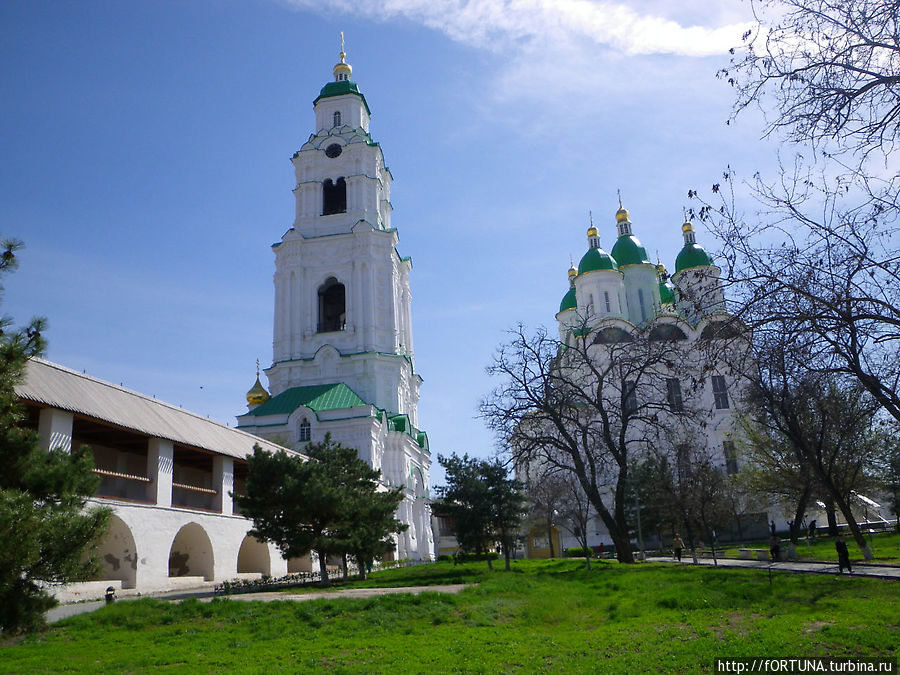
[1,0,782,487]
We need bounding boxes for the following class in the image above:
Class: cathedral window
[333,111,342,127]
[604,291,611,313]
[712,375,730,409]
[623,379,638,416]
[322,177,347,215]
[638,288,647,321]
[723,441,738,474]
[298,418,311,442]
[317,277,346,332]
[676,444,691,478]
[666,378,684,412]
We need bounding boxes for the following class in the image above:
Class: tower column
[37,407,73,453]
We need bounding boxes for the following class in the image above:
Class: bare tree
[481,322,713,564]
[722,0,900,161]
[739,319,883,558]
[556,477,596,570]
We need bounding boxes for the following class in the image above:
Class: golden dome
[682,220,694,233]
[568,263,578,280]
[246,375,270,407]
[587,225,599,238]
[615,207,630,224]
[656,263,667,275]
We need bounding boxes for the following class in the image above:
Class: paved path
[46,583,469,623]
[646,556,900,579]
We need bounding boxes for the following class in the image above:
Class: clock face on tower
[325,143,342,158]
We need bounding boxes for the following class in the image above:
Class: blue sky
[1,0,780,486]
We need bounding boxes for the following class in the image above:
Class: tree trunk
[825,497,839,536]
[832,494,874,559]
[547,514,555,558]
[356,557,367,581]
[317,549,330,587]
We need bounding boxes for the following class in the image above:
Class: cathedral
[520,205,758,557]
[236,45,434,561]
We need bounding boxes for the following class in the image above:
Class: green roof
[659,280,675,305]
[675,243,714,273]
[578,247,618,275]
[314,80,372,115]
[559,287,577,313]
[610,235,651,266]
[246,383,368,417]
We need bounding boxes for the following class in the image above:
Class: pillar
[147,438,173,507]
[213,456,234,515]
[37,407,73,453]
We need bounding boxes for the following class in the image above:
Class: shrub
[454,552,499,563]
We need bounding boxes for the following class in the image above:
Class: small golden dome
[587,225,599,238]
[682,220,694,233]
[333,58,352,80]
[246,376,270,407]
[568,264,578,280]
[656,263,667,275]
[616,207,630,224]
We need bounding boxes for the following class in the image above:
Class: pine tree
[0,239,110,634]
[234,434,406,586]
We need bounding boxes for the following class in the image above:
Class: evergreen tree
[0,239,110,634]
[234,434,405,586]
[436,453,526,571]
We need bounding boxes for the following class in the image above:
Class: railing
[93,468,150,483]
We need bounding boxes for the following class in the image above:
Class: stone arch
[168,522,214,581]
[323,177,347,215]
[287,554,313,573]
[237,533,271,576]
[90,514,138,589]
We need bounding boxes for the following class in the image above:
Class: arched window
[322,177,347,215]
[648,324,688,342]
[298,418,311,442]
[592,326,633,344]
[317,277,346,332]
[333,111,342,127]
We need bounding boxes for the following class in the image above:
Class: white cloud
[281,0,753,57]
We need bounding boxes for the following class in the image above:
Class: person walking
[835,535,853,574]
[808,520,817,540]
[770,534,781,562]
[673,534,685,562]
[770,520,776,536]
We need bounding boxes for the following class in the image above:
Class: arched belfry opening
[323,177,346,215]
[318,277,346,333]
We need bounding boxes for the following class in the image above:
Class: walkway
[645,555,900,580]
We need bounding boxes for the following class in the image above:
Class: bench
[739,548,771,561]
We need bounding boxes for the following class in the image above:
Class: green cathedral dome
[611,235,651,266]
[314,80,372,114]
[578,248,618,274]
[559,287,577,313]
[675,243,714,273]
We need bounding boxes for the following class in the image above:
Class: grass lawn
[2,559,897,673]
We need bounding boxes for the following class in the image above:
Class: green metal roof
[659,280,675,305]
[314,80,372,115]
[610,235,651,266]
[559,287,577,313]
[578,247,618,274]
[675,243,714,272]
[246,383,367,417]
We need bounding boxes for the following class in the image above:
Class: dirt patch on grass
[804,620,834,634]
[712,612,763,640]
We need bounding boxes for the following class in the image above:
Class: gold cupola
[246,361,270,408]
[333,32,352,82]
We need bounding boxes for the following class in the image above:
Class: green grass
[2,559,897,673]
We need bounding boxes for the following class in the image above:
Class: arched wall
[237,534,271,575]
[169,522,215,580]
[90,515,138,589]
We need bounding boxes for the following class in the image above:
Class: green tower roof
[245,382,367,417]
[314,80,372,115]
[559,287,577,313]
[610,235,651,266]
[578,247,618,274]
[675,243,714,273]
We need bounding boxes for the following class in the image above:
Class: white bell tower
[266,42,421,425]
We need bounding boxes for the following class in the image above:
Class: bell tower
[265,42,420,424]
